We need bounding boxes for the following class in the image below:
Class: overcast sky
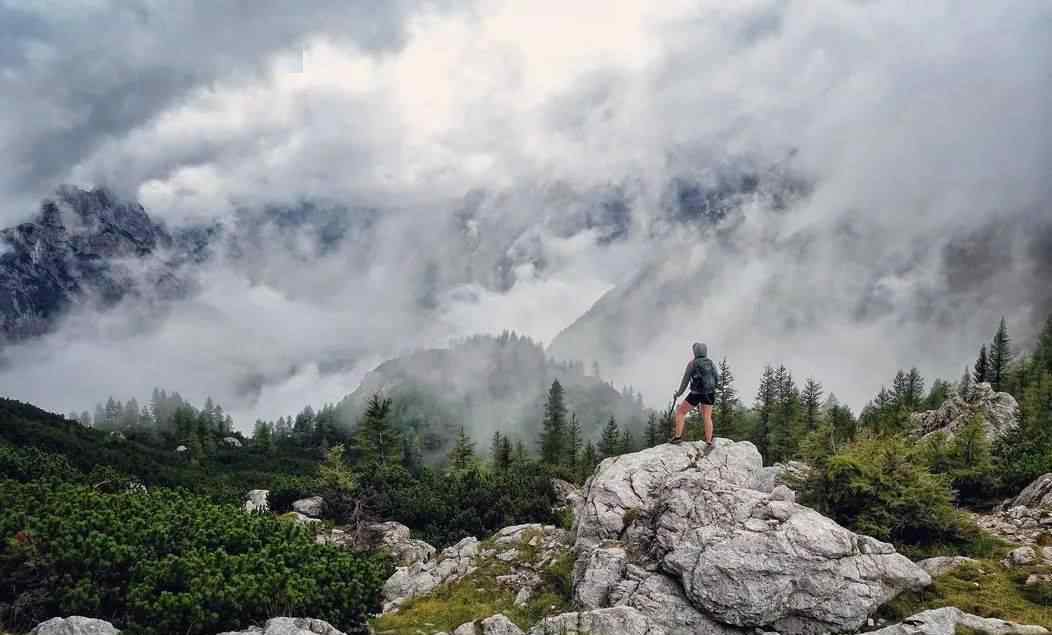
[1,0,1050,431]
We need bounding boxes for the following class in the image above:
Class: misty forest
[2,3,1052,635]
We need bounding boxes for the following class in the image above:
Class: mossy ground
[371,538,574,635]
[879,554,1052,629]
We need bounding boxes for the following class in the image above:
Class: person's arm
[674,360,693,398]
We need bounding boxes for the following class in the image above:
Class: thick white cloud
[1,0,1050,427]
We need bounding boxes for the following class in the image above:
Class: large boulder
[243,489,270,514]
[383,536,481,612]
[30,617,120,635]
[361,521,436,567]
[527,607,666,635]
[915,556,978,578]
[222,436,243,448]
[292,496,325,518]
[217,617,346,635]
[1010,473,1052,509]
[573,439,930,635]
[910,382,1018,441]
[868,607,1048,635]
[452,614,524,635]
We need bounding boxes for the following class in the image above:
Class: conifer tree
[355,394,400,467]
[496,436,513,471]
[491,431,504,464]
[989,317,1013,392]
[566,413,582,471]
[581,441,598,480]
[620,427,635,454]
[448,426,475,472]
[753,365,776,460]
[974,345,990,385]
[254,419,273,453]
[904,368,925,410]
[959,365,973,398]
[644,412,659,448]
[801,378,823,433]
[514,439,528,463]
[599,417,621,458]
[715,357,738,436]
[540,380,568,466]
[1037,313,1052,375]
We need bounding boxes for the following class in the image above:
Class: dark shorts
[685,391,715,406]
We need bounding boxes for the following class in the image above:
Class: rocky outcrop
[527,607,666,635]
[1010,473,1052,509]
[292,496,325,518]
[553,478,584,519]
[915,556,978,578]
[910,383,1018,441]
[244,489,270,514]
[383,536,481,612]
[572,439,930,635]
[359,521,436,567]
[970,506,1052,546]
[217,617,346,635]
[452,614,524,635]
[30,617,120,635]
[868,607,1048,635]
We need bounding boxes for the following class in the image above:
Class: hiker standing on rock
[671,342,718,447]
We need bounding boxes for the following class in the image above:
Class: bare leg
[702,404,714,443]
[674,400,692,439]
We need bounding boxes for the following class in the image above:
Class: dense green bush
[799,436,973,550]
[0,480,389,635]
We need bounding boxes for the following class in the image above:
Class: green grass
[880,557,1052,629]
[371,540,574,635]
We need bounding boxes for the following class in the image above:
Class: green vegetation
[0,479,389,635]
[881,558,1052,628]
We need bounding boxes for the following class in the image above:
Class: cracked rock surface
[572,439,931,635]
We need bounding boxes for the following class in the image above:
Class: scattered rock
[1026,573,1052,587]
[1010,473,1052,510]
[243,489,270,514]
[125,481,147,494]
[868,607,1048,635]
[915,556,978,578]
[527,607,666,635]
[283,511,321,526]
[970,506,1052,546]
[361,521,436,567]
[222,436,243,448]
[910,382,1018,441]
[514,586,532,607]
[216,617,346,635]
[30,616,121,635]
[573,439,930,634]
[383,536,481,612]
[175,445,188,453]
[108,431,126,442]
[1003,546,1039,567]
[292,496,325,518]
[452,614,524,635]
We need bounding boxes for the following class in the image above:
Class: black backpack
[689,358,717,394]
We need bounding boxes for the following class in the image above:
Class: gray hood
[693,342,707,358]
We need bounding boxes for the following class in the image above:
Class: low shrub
[0,480,389,635]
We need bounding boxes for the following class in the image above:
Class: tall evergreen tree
[581,441,598,480]
[644,412,659,448]
[253,420,273,453]
[496,436,513,471]
[715,357,738,436]
[448,426,476,472]
[959,365,974,398]
[989,317,1013,392]
[598,417,621,458]
[491,431,504,464]
[1037,313,1052,374]
[801,378,823,433]
[892,371,910,406]
[904,368,925,410]
[974,345,990,385]
[513,439,528,463]
[355,394,400,466]
[619,427,635,455]
[539,380,568,466]
[566,413,582,471]
[753,365,776,460]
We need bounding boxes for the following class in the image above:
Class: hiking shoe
[669,436,684,445]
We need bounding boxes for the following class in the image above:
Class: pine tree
[566,414,582,472]
[620,428,635,454]
[904,368,925,410]
[513,439,528,463]
[753,365,776,460]
[355,394,400,467]
[539,380,568,466]
[496,436,513,471]
[924,379,952,410]
[768,366,800,461]
[449,426,476,472]
[974,345,990,385]
[892,370,910,406]
[644,413,659,448]
[254,420,273,453]
[1037,313,1052,375]
[801,378,823,433]
[959,365,974,398]
[989,317,1013,392]
[715,357,738,437]
[581,441,598,480]
[598,417,621,458]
